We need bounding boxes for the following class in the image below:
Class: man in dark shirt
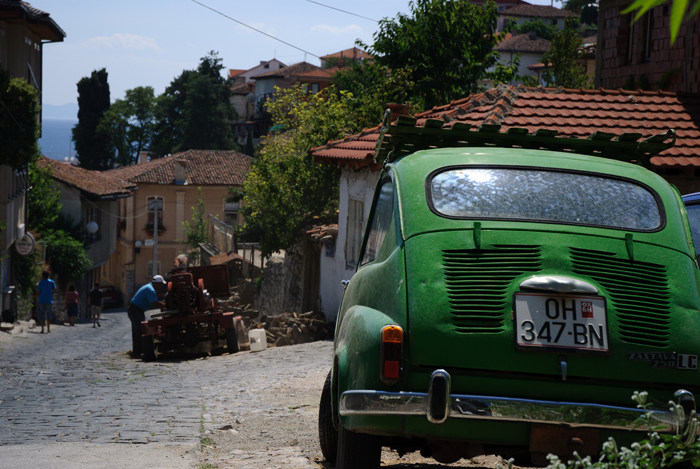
[88,283,104,328]
[128,275,166,358]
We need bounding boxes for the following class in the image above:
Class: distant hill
[42,102,78,120]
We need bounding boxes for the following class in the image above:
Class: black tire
[318,369,338,463]
[336,423,381,469]
[225,327,239,354]
[142,335,157,362]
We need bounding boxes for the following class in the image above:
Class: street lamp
[135,240,142,254]
[86,221,98,234]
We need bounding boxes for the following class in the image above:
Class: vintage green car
[318,120,700,468]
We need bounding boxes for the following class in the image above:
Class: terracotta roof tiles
[253,61,331,80]
[312,85,700,168]
[493,33,551,53]
[106,150,251,186]
[502,4,577,18]
[38,157,135,199]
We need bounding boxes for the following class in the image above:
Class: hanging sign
[15,233,36,256]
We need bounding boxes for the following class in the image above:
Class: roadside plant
[541,17,592,89]
[182,186,208,253]
[498,391,700,469]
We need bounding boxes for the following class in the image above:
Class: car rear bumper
[339,369,695,432]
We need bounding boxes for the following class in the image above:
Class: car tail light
[381,325,403,383]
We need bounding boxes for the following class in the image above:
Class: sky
[37,0,556,107]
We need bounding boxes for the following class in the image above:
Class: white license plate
[514,293,609,353]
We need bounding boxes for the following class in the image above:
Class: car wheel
[336,423,381,469]
[318,369,338,463]
[142,335,157,362]
[225,327,239,354]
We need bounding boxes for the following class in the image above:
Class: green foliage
[334,62,421,129]
[27,161,61,232]
[322,56,361,69]
[244,128,255,157]
[541,17,592,89]
[98,86,156,167]
[638,74,652,91]
[0,67,40,169]
[242,85,348,257]
[151,52,238,157]
[535,391,700,469]
[182,187,207,250]
[41,230,93,290]
[515,18,558,40]
[623,0,695,45]
[73,68,113,170]
[14,250,39,300]
[359,0,517,109]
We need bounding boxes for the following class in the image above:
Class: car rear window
[428,167,662,231]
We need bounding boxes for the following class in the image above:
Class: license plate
[514,293,609,354]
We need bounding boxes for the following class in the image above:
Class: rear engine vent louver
[443,245,542,334]
[570,248,671,348]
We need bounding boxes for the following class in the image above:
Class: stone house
[36,158,134,311]
[497,4,577,32]
[252,61,333,111]
[0,0,64,313]
[596,0,698,92]
[311,85,700,319]
[105,150,251,301]
[228,59,286,84]
[493,33,551,84]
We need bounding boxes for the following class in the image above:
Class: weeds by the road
[198,464,218,469]
[200,436,213,447]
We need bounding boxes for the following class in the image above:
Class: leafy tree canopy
[541,17,592,89]
[0,67,40,169]
[27,161,61,232]
[97,86,156,167]
[515,18,558,40]
[241,86,355,257]
[151,52,238,157]
[334,62,421,129]
[72,68,113,170]
[358,0,517,108]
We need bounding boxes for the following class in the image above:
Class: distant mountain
[42,102,78,120]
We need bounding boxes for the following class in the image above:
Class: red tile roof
[502,4,577,18]
[253,61,331,80]
[320,47,372,61]
[312,85,700,168]
[228,69,245,78]
[493,33,551,53]
[106,150,252,186]
[38,157,135,198]
[231,82,254,95]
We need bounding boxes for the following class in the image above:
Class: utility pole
[153,198,159,275]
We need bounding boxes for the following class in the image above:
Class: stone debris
[244,311,335,348]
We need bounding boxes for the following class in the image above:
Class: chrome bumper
[339,370,694,432]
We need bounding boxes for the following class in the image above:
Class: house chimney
[383,103,411,122]
[138,151,150,164]
[174,159,187,185]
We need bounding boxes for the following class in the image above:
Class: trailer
[140,264,239,361]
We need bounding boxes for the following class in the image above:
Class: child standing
[64,285,80,326]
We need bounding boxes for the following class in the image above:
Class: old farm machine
[140,264,240,361]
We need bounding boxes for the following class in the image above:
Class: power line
[304,0,378,22]
[190,0,321,59]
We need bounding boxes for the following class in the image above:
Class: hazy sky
[37,0,555,106]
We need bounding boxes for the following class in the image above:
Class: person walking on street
[64,285,80,327]
[128,275,166,358]
[36,271,56,334]
[88,283,104,328]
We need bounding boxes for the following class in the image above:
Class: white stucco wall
[497,51,546,83]
[57,182,81,223]
[319,167,380,321]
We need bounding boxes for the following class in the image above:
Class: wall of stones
[255,241,305,317]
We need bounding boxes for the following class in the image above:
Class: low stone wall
[255,242,304,317]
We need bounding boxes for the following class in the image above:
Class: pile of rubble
[245,311,334,347]
[219,288,334,348]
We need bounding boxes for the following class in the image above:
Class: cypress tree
[72,68,113,170]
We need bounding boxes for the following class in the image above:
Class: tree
[0,66,40,169]
[151,52,237,157]
[541,17,591,89]
[98,86,156,167]
[27,161,61,232]
[358,0,517,108]
[515,18,558,40]
[334,62,421,129]
[182,186,207,250]
[241,86,354,257]
[72,68,113,170]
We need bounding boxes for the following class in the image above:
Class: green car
[318,119,700,468]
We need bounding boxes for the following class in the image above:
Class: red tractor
[140,264,239,361]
